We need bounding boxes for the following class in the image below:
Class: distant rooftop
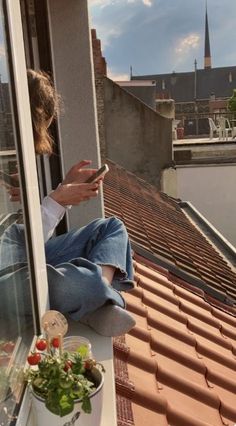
[132,66,236,102]
[116,80,156,86]
[114,79,157,109]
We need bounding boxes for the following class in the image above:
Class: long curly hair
[27,69,60,155]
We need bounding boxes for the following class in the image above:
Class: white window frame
[5,0,49,321]
[4,1,50,424]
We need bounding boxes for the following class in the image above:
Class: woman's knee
[88,216,126,234]
[106,216,127,234]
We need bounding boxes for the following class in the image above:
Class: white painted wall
[47,0,103,228]
[176,164,236,248]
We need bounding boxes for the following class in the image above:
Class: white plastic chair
[232,126,236,139]
[218,117,232,141]
[172,119,180,140]
[208,118,219,139]
[226,118,233,139]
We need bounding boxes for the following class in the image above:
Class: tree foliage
[228,89,236,112]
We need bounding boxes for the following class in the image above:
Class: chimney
[91,29,107,77]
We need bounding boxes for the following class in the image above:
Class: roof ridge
[132,65,236,78]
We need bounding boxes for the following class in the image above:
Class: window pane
[0,2,34,425]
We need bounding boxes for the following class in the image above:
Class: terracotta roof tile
[104,160,236,304]
[113,255,236,426]
[103,161,236,425]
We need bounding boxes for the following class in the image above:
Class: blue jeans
[0,217,133,320]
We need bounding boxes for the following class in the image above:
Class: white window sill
[20,322,117,426]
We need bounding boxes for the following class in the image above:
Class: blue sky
[88,0,236,80]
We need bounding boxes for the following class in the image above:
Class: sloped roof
[132,66,236,102]
[103,160,236,426]
[113,254,236,426]
[103,160,236,305]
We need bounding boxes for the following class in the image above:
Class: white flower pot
[31,368,104,426]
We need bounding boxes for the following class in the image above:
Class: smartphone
[85,164,109,183]
[0,170,19,188]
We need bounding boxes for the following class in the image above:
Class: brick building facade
[91,29,172,188]
[91,29,107,160]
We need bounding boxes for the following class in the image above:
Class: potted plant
[24,313,105,426]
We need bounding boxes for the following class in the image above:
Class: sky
[88,0,236,80]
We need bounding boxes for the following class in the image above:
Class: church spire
[204,2,212,69]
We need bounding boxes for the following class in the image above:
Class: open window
[0,1,48,424]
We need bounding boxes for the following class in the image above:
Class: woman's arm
[41,195,66,242]
[4,161,101,242]
[43,161,101,241]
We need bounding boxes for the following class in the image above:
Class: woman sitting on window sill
[0,69,136,337]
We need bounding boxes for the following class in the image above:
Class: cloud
[128,0,153,5]
[107,67,129,80]
[89,0,153,6]
[172,33,201,71]
[93,24,122,48]
[90,0,153,50]
[175,34,200,55]
[88,0,113,6]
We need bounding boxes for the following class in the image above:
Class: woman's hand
[49,181,99,206]
[50,160,102,206]
[62,160,98,185]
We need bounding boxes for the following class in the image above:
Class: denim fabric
[0,217,133,320]
[45,217,133,280]
[0,223,26,269]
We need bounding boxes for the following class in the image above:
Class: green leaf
[59,377,73,390]
[81,395,92,414]
[77,345,89,358]
[45,391,61,416]
[71,363,83,375]
[59,393,74,417]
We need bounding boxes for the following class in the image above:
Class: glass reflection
[0,2,33,425]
